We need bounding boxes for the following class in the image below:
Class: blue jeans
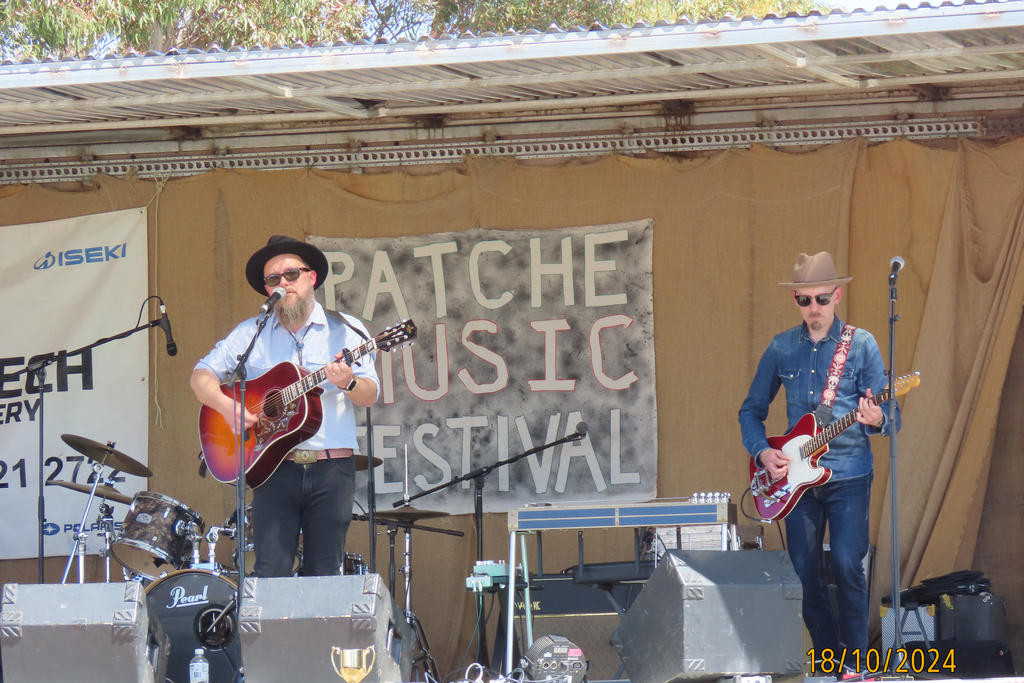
[252,457,355,577]
[784,473,871,655]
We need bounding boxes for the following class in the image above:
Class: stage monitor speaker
[239,573,412,683]
[617,550,804,683]
[0,581,156,683]
[514,574,644,680]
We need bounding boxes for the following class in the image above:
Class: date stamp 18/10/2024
[807,648,956,676]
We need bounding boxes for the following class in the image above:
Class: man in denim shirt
[739,251,900,660]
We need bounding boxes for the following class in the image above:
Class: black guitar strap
[326,309,370,365]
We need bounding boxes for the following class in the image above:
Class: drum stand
[201,525,225,569]
[60,462,112,584]
[195,519,241,574]
[97,502,116,583]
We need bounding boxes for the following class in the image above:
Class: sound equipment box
[617,550,804,683]
[0,581,162,683]
[880,604,936,653]
[904,639,1015,678]
[238,573,412,683]
[936,592,1007,642]
[522,633,589,683]
[514,574,645,681]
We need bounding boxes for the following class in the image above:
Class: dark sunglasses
[264,267,312,287]
[794,288,837,307]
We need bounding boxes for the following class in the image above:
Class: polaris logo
[34,242,128,270]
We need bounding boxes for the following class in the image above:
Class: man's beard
[276,294,314,329]
[806,314,829,333]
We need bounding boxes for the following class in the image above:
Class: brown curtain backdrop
[2,137,1022,673]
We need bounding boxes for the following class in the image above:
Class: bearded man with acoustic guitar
[191,235,379,577]
[739,251,901,662]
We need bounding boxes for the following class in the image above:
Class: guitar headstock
[890,371,921,398]
[376,319,417,352]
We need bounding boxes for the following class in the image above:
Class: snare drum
[146,569,241,683]
[112,491,204,580]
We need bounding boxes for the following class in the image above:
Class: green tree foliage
[432,0,825,35]
[1,0,825,60]
[1,0,363,60]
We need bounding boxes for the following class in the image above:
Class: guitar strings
[244,332,401,420]
[249,341,371,418]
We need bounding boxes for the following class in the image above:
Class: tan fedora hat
[777,251,853,288]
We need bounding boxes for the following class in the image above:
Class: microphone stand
[886,266,903,662]
[27,354,52,584]
[397,427,587,667]
[219,307,273,680]
[13,316,171,583]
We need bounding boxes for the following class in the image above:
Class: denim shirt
[195,302,379,451]
[739,317,900,480]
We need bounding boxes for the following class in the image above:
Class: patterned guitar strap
[813,323,856,428]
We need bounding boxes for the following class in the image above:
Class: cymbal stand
[97,502,115,583]
[60,461,105,584]
[401,524,413,618]
[397,425,586,670]
[354,512,456,681]
[398,520,441,681]
[378,517,420,617]
[384,522,400,596]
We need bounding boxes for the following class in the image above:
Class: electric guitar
[749,371,920,520]
[199,319,416,488]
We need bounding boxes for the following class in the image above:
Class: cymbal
[352,453,383,471]
[47,479,132,505]
[60,434,152,478]
[374,507,446,522]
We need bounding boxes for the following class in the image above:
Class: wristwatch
[343,377,358,392]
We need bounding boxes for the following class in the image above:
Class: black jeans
[252,456,355,577]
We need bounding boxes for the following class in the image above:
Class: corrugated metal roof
[1,0,1023,181]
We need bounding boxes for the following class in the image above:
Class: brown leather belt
[285,447,354,464]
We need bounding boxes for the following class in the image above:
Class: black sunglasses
[264,267,312,287]
[794,288,837,307]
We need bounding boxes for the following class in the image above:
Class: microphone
[889,256,905,283]
[259,287,286,316]
[158,304,177,356]
[572,422,588,441]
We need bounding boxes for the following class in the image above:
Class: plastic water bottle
[189,647,210,683]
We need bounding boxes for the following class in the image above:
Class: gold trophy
[331,645,376,683]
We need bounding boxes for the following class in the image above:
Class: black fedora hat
[245,235,329,294]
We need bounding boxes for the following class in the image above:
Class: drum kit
[49,433,454,682]
[51,433,384,585]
